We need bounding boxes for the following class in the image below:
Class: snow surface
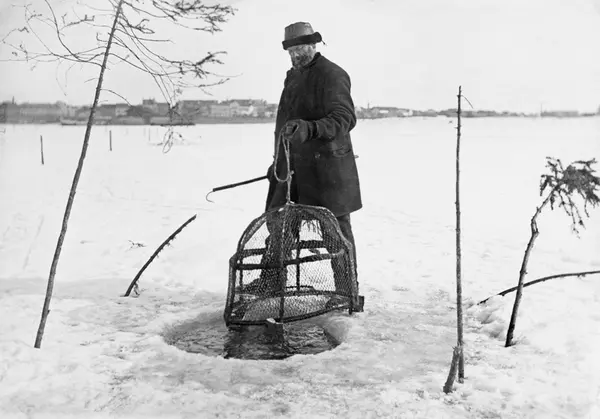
[1,117,600,418]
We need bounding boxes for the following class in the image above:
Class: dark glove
[266,163,274,180]
[283,119,316,144]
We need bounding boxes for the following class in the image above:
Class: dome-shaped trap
[224,202,364,328]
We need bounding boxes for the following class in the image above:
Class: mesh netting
[224,202,362,327]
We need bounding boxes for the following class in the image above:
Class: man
[246,22,362,298]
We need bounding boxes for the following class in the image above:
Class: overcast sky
[1,0,599,112]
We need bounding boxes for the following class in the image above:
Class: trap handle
[206,175,268,202]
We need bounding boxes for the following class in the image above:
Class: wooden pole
[443,346,460,393]
[109,130,113,151]
[455,86,465,381]
[40,135,45,165]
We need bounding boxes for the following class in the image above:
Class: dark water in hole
[163,313,340,360]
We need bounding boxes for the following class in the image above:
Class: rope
[161,127,177,154]
[272,130,294,204]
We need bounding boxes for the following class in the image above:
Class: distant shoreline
[0,114,598,127]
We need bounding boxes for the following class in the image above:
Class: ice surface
[1,118,600,417]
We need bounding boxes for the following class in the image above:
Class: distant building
[115,103,129,116]
[0,97,289,124]
[0,102,19,123]
[142,99,172,116]
[75,106,91,120]
[209,102,232,118]
[95,104,118,122]
[178,100,217,120]
[62,105,79,118]
[115,116,145,125]
[142,99,158,112]
[541,110,580,118]
[357,106,412,119]
[227,99,264,117]
[412,109,438,117]
[371,107,412,117]
[263,103,278,118]
[251,100,268,117]
[0,101,64,123]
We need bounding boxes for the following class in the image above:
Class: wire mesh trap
[224,202,364,328]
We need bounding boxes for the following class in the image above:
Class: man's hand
[283,119,315,144]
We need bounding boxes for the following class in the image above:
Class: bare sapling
[2,0,235,348]
[32,0,125,349]
[444,85,466,393]
[505,157,600,347]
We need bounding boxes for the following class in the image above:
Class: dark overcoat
[265,53,362,217]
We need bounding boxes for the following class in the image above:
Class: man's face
[287,44,316,69]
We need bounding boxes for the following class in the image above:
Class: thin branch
[462,95,474,109]
[123,214,197,297]
[478,270,600,305]
[74,0,115,15]
[42,0,96,61]
[122,0,171,20]
[101,88,136,106]
[117,25,171,78]
[1,26,30,44]
[54,60,68,96]
[109,37,173,100]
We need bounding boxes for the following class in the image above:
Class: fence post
[40,135,45,165]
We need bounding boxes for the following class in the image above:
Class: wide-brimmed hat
[282,22,323,50]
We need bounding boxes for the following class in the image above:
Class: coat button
[314,152,320,159]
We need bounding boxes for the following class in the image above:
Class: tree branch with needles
[504,157,600,347]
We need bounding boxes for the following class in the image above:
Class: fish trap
[224,202,364,328]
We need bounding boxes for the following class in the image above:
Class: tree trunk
[504,192,553,348]
[34,0,125,349]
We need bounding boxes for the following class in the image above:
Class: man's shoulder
[315,55,350,78]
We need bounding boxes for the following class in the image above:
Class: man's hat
[282,22,323,50]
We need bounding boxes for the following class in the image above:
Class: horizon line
[1,98,597,115]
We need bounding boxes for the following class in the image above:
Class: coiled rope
[272,129,295,204]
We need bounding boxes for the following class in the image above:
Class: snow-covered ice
[1,117,599,418]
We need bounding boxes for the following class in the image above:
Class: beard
[291,54,313,69]
[290,47,315,69]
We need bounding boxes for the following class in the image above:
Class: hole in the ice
[162,311,341,360]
